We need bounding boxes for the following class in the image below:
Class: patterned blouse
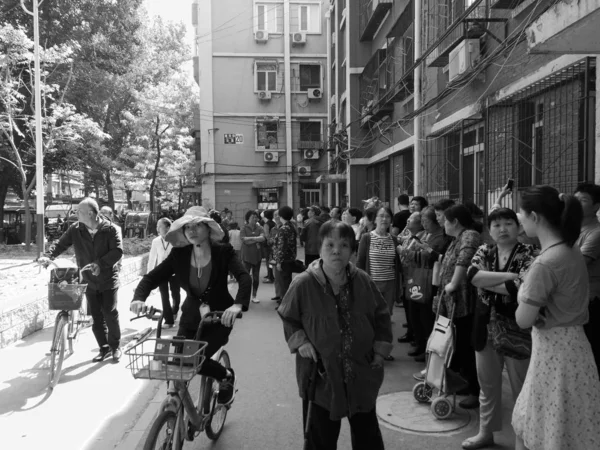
[467,242,538,317]
[274,222,297,265]
[433,229,482,318]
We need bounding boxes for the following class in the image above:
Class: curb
[0,253,149,349]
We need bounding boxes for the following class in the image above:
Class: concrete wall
[0,255,149,349]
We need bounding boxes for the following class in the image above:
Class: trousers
[158,275,181,325]
[177,322,232,380]
[86,287,121,349]
[243,261,260,296]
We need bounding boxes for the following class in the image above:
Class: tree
[0,24,107,247]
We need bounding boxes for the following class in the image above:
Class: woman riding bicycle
[130,206,251,405]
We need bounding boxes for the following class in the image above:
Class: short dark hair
[464,201,484,219]
[377,206,394,219]
[318,220,356,249]
[278,205,294,221]
[347,207,363,222]
[411,196,429,210]
[444,204,482,233]
[421,206,438,224]
[320,206,331,213]
[364,207,378,223]
[229,221,239,230]
[263,209,274,220]
[575,182,600,204]
[487,208,519,227]
[397,194,410,207]
[434,199,455,212]
[244,210,258,222]
[309,206,321,216]
[209,210,222,223]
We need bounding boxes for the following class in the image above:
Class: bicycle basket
[125,338,207,382]
[48,283,87,310]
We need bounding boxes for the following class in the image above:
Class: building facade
[334,0,600,213]
[191,0,331,220]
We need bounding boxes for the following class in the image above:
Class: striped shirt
[368,232,396,281]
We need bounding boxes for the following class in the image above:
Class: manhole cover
[377,391,475,436]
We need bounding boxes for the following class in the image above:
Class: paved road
[1,253,518,450]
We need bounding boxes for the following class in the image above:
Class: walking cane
[303,358,320,450]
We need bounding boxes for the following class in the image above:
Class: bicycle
[38,259,92,389]
[126,308,241,450]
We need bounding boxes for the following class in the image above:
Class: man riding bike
[130,206,251,405]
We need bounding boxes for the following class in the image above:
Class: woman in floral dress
[513,185,600,450]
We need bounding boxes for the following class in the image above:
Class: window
[256,62,278,91]
[257,121,280,149]
[299,64,321,91]
[300,121,321,142]
[255,3,283,33]
[258,188,279,210]
[293,4,321,33]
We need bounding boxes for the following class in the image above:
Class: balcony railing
[360,49,394,127]
[490,0,527,9]
[425,0,487,67]
[297,138,326,150]
[359,0,393,42]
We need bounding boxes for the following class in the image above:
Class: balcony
[385,4,415,103]
[490,0,527,9]
[360,49,394,127]
[359,0,393,42]
[425,0,487,67]
[297,138,326,150]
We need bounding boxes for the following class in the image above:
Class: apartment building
[337,0,600,212]
[191,0,330,218]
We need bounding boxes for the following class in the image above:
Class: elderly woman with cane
[278,221,393,449]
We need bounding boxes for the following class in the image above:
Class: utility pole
[413,0,422,196]
[283,1,293,207]
[21,0,45,255]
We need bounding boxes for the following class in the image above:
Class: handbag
[281,259,306,273]
[487,309,532,360]
[404,252,433,304]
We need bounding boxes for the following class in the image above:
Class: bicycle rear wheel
[143,410,183,450]
[49,316,67,389]
[205,350,231,441]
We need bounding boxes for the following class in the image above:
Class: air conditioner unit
[297,166,311,177]
[303,149,319,160]
[258,91,272,100]
[255,30,269,42]
[264,151,279,163]
[449,39,480,82]
[308,88,322,100]
[292,32,307,45]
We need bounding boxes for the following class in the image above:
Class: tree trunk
[126,190,133,209]
[21,180,31,251]
[149,118,162,214]
[106,170,114,209]
[0,176,9,233]
[178,178,182,212]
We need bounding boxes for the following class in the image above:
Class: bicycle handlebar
[131,306,163,322]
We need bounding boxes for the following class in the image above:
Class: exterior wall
[193,0,329,212]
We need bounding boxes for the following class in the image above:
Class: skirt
[511,325,600,450]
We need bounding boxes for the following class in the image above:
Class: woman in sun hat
[130,206,251,406]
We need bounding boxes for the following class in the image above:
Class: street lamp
[21,0,45,256]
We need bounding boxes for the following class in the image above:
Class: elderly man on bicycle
[40,197,124,363]
[130,206,251,405]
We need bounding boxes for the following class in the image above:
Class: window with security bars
[392,149,414,197]
[256,62,278,91]
[299,64,321,91]
[256,120,285,151]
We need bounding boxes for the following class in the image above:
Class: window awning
[252,180,284,189]
[316,174,346,184]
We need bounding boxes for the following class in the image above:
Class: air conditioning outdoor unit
[298,166,311,177]
[258,91,272,100]
[303,149,319,160]
[308,88,322,100]
[255,30,269,42]
[292,32,307,45]
[264,151,279,163]
[449,39,480,82]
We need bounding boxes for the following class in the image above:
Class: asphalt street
[0,253,518,450]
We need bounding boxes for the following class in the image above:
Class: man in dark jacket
[300,206,325,266]
[44,198,123,363]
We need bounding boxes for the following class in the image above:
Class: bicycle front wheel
[49,317,67,389]
[205,350,231,441]
[143,410,183,450]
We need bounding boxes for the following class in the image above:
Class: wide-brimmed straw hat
[165,206,224,247]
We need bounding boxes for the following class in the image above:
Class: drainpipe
[284,1,293,207]
[413,0,422,196]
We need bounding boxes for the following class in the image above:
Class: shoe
[408,348,425,357]
[112,347,122,362]
[218,369,236,405]
[163,323,174,329]
[397,334,413,343]
[262,278,274,284]
[252,296,260,303]
[413,369,426,381]
[459,395,480,409]
[414,353,426,363]
[462,434,494,449]
[384,355,394,361]
[395,301,403,308]
[271,297,281,301]
[92,346,111,362]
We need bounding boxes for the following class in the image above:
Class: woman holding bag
[462,208,537,449]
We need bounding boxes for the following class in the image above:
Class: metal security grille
[423,57,596,213]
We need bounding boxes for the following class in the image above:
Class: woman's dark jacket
[133,243,251,329]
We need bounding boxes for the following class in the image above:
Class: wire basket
[125,338,207,382]
[48,283,87,311]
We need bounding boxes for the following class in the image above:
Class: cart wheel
[431,397,453,420]
[412,382,433,403]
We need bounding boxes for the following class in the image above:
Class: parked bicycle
[126,308,241,449]
[37,259,92,389]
